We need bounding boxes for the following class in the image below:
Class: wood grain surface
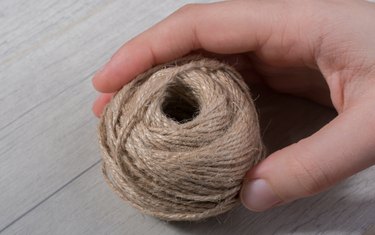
[1,1,374,234]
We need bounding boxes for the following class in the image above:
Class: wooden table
[1,1,374,234]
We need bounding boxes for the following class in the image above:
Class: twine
[98,57,265,221]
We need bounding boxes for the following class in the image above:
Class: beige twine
[98,57,265,221]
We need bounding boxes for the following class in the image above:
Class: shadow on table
[168,190,374,235]
[166,85,372,234]
[251,83,337,154]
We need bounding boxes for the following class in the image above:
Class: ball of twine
[98,57,265,221]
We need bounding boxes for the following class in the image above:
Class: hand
[92,0,375,212]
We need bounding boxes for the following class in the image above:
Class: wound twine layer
[98,57,264,221]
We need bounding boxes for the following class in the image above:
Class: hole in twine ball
[98,56,265,221]
[162,80,200,123]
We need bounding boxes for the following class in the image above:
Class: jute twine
[98,57,265,221]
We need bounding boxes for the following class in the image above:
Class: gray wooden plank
[1,0,374,234]
[2,87,374,235]
[4,165,375,235]
[0,0,212,230]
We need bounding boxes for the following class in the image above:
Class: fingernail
[241,179,281,212]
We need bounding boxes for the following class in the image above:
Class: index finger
[92,0,316,93]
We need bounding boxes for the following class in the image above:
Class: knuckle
[175,3,199,16]
[289,144,333,197]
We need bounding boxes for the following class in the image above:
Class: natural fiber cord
[98,57,265,221]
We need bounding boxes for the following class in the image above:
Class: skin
[92,0,375,211]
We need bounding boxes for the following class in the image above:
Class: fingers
[93,0,320,93]
[241,104,375,211]
[92,93,115,117]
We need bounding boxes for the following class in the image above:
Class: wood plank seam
[0,160,101,233]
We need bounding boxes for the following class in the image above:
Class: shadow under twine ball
[98,57,265,221]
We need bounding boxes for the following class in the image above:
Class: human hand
[92,0,375,212]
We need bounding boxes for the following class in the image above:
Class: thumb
[240,105,375,211]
